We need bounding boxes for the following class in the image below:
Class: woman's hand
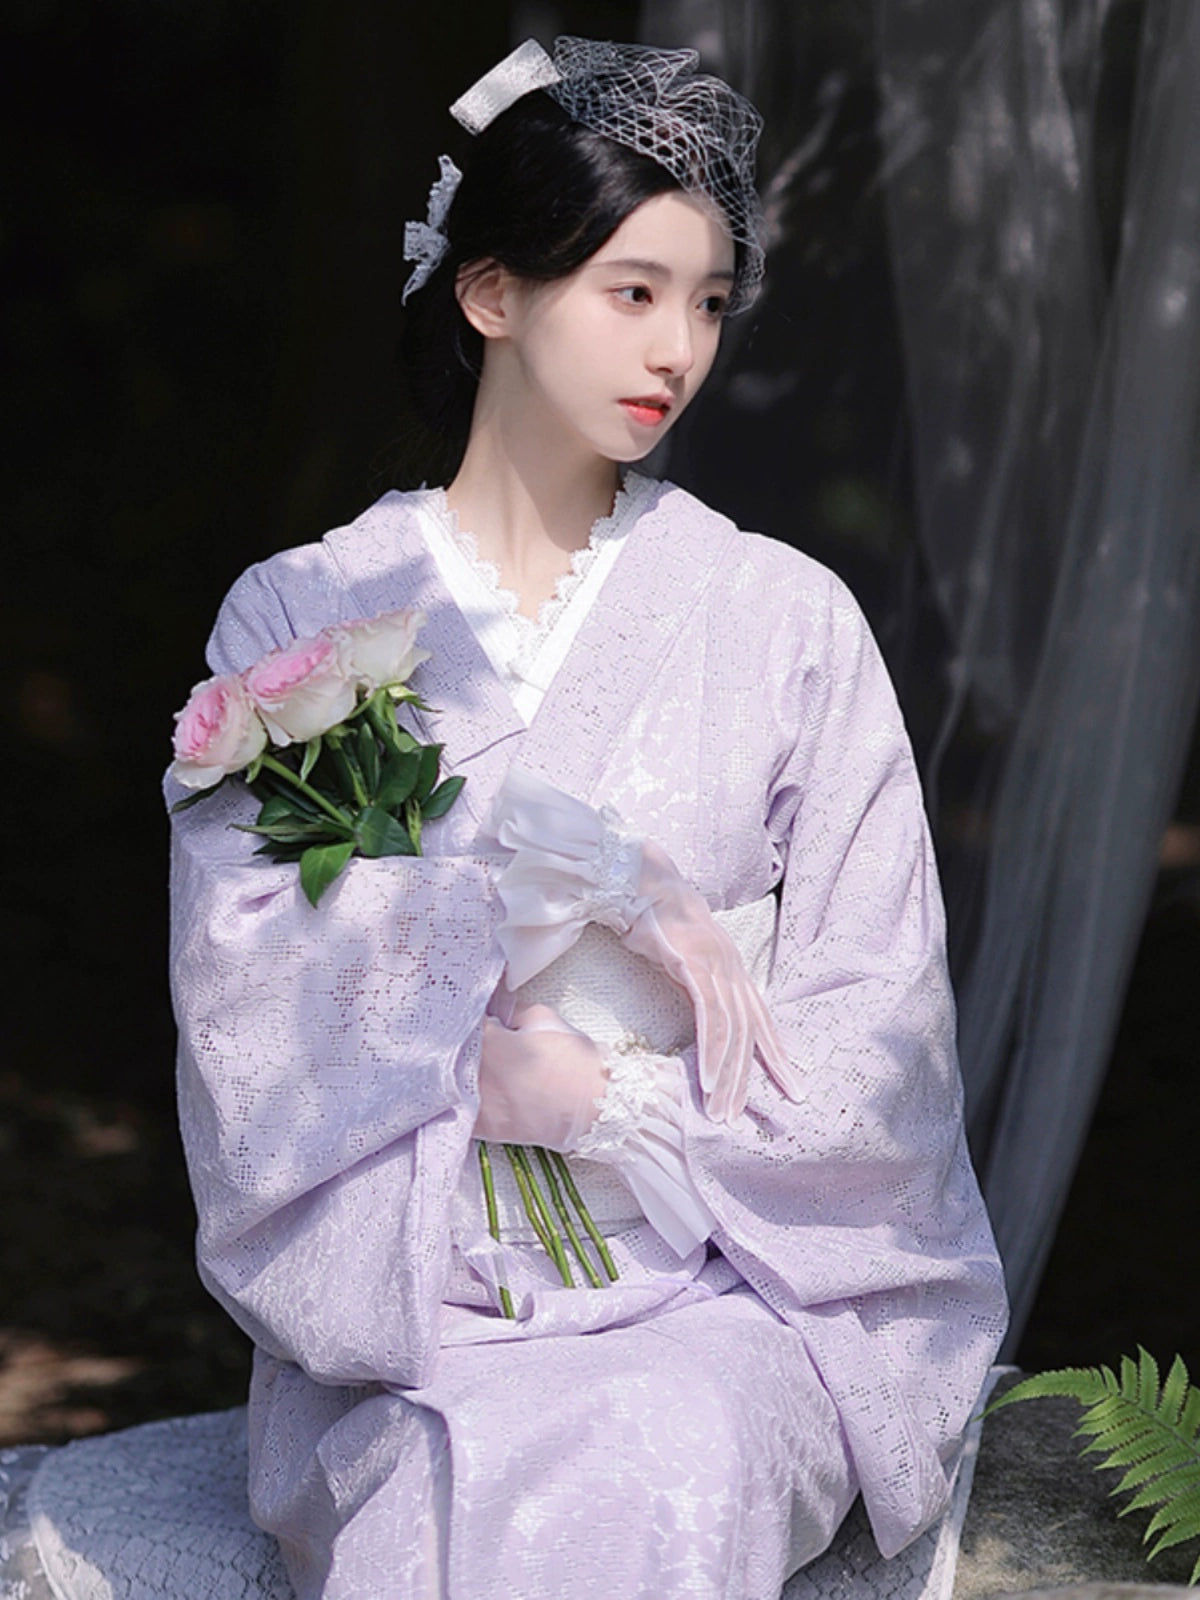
[620,839,795,1124]
[475,1003,607,1152]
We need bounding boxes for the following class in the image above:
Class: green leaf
[253,840,307,862]
[421,774,465,820]
[377,749,421,809]
[1159,1356,1192,1430]
[355,805,417,858]
[257,794,299,826]
[244,752,264,784]
[1118,1460,1200,1510]
[235,819,332,844]
[299,840,355,905]
[1180,1387,1200,1442]
[358,723,381,795]
[985,1353,1200,1583]
[169,787,212,813]
[1112,1442,1197,1496]
[413,742,442,803]
[299,735,322,781]
[1145,1482,1200,1544]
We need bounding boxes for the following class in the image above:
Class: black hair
[400,93,700,474]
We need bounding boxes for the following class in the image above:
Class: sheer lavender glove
[615,838,792,1123]
[474,1002,607,1153]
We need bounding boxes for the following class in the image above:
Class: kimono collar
[320,482,740,828]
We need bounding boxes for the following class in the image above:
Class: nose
[647,307,696,377]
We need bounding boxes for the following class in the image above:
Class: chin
[608,434,667,465]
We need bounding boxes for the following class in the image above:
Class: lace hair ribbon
[401,153,463,304]
[449,39,562,135]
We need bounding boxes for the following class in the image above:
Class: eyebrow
[591,256,737,284]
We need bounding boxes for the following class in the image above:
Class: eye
[699,293,729,319]
[614,284,653,306]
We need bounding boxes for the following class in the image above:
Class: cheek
[684,328,723,399]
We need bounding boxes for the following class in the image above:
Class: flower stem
[506,1146,574,1287]
[323,737,370,810]
[257,753,355,833]
[534,1148,602,1289]
[552,1152,619,1282]
[477,1142,514,1320]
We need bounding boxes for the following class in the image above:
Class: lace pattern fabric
[575,1040,664,1160]
[416,472,654,727]
[170,480,1006,1593]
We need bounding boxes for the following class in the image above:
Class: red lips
[620,396,672,427]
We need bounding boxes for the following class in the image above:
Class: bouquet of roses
[169,608,464,903]
[170,608,617,1314]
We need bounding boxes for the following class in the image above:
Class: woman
[170,37,1007,1600]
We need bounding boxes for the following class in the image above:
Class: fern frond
[1113,1445,1199,1498]
[1159,1356,1191,1430]
[984,1367,1113,1411]
[1180,1385,1200,1440]
[1091,1429,1180,1472]
[1145,1484,1200,1545]
[1119,1461,1200,1513]
[984,1349,1200,1583]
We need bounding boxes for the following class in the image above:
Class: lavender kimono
[170,480,1007,1600]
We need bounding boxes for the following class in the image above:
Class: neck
[445,369,621,576]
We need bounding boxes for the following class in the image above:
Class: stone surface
[996,1587,1196,1599]
[954,1374,1198,1598]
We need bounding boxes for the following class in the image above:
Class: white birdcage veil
[542,37,765,307]
[403,36,766,310]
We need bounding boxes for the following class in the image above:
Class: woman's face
[482,191,737,467]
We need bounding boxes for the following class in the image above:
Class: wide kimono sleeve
[169,559,506,1389]
[681,567,1007,1557]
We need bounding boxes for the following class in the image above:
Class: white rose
[242,633,358,745]
[331,608,430,692]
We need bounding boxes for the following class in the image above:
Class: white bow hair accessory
[449,38,561,135]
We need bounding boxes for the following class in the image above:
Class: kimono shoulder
[204,492,421,675]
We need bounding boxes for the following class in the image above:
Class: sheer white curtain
[641,0,1200,1345]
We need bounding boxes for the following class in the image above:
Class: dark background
[2,0,1196,1442]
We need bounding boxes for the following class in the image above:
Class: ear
[456,259,518,340]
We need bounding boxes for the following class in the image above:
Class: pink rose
[243,633,358,745]
[329,608,430,692]
[170,674,268,790]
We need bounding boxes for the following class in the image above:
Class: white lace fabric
[416,471,652,724]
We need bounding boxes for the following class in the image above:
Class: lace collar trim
[419,472,654,655]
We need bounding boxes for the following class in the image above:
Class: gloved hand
[474,1002,607,1152]
[483,765,799,1127]
[620,838,797,1124]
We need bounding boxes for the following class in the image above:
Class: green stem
[534,1148,602,1289]
[324,738,370,810]
[553,1152,619,1283]
[501,1147,554,1257]
[477,1142,514,1320]
[258,753,355,833]
[506,1146,574,1287]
